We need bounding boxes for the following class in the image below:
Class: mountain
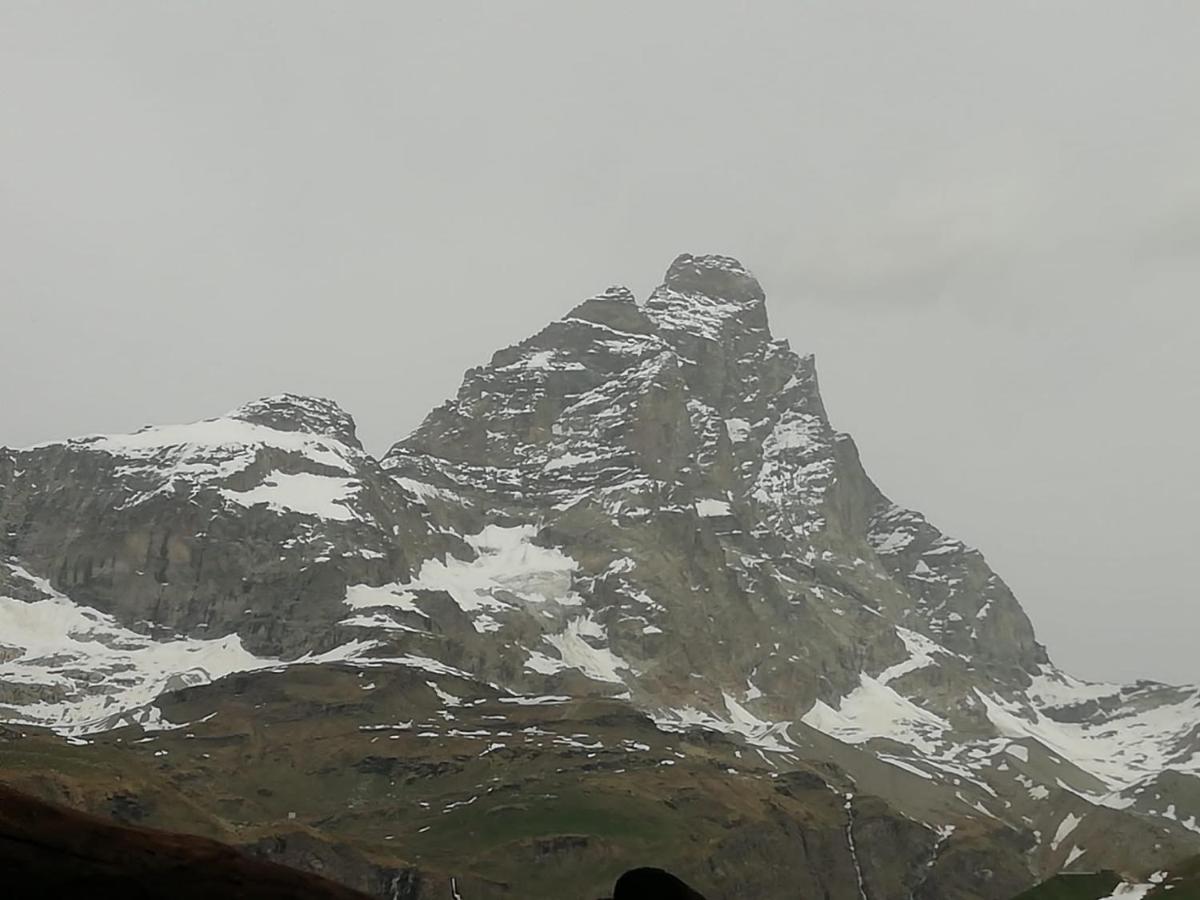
[1,254,1198,898]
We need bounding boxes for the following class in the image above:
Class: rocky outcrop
[0,395,450,659]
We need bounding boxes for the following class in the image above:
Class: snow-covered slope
[0,559,374,734]
[34,396,367,516]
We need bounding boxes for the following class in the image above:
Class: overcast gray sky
[2,2,1198,684]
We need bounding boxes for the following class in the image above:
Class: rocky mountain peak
[228,394,362,449]
[643,253,771,343]
[660,252,764,304]
[592,285,638,304]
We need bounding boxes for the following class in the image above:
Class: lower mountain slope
[0,662,1035,900]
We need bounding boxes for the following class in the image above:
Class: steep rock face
[383,253,1043,719]
[867,501,1045,674]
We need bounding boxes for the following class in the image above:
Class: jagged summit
[229,394,361,449]
[660,252,764,303]
[588,285,638,305]
[642,252,771,341]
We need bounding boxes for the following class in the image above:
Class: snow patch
[535,615,630,684]
[653,694,795,754]
[1050,812,1082,851]
[221,472,361,521]
[876,627,949,685]
[374,525,582,632]
[802,675,951,755]
[724,418,751,443]
[695,498,732,517]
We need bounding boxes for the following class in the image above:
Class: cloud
[769,146,1200,309]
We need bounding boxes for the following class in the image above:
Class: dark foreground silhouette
[0,783,374,899]
[611,867,708,899]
